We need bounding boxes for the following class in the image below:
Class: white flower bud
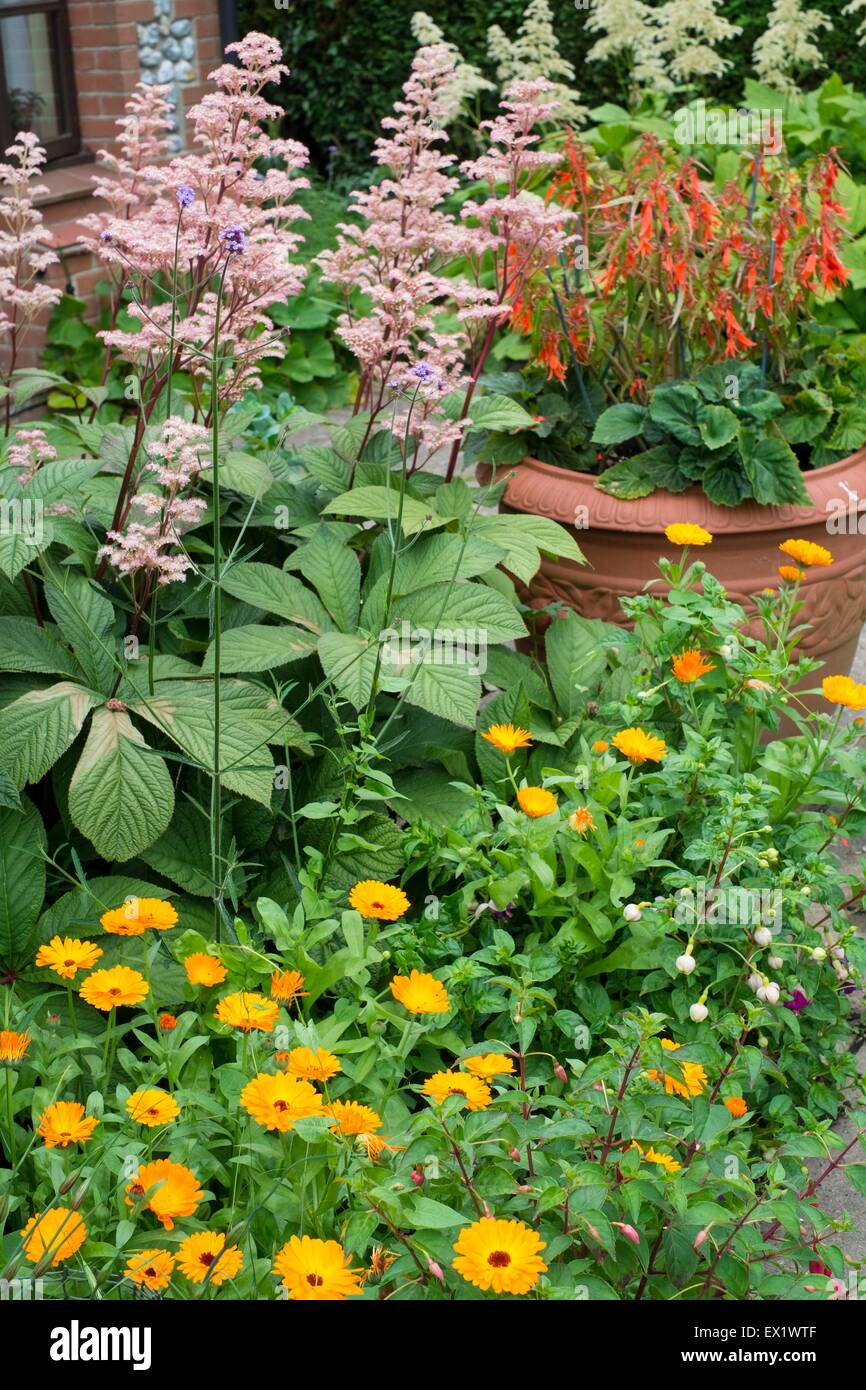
[623,903,642,922]
[753,927,773,948]
[811,947,827,962]
[719,644,734,660]
[768,955,784,970]
[757,981,780,1005]
[689,1002,709,1023]
[747,973,763,992]
[676,953,696,975]
[832,945,845,959]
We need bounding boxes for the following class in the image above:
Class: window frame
[0,0,80,162]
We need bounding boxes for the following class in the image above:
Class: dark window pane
[1,12,62,141]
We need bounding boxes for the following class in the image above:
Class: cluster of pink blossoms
[7,427,57,485]
[98,417,209,587]
[0,134,62,378]
[85,32,310,407]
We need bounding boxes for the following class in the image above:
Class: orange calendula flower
[215,991,279,1032]
[665,523,713,547]
[159,1013,177,1030]
[822,674,866,710]
[177,1231,244,1286]
[184,952,227,986]
[568,805,596,836]
[0,1029,31,1063]
[348,880,410,921]
[778,565,803,582]
[21,1209,86,1267]
[463,1053,515,1079]
[125,1158,202,1231]
[273,1235,363,1301]
[355,1133,405,1162]
[389,969,450,1015]
[779,538,832,568]
[80,965,148,1012]
[126,1088,180,1127]
[517,785,558,818]
[671,649,716,684]
[453,1217,547,1295]
[125,1249,175,1291]
[35,936,102,980]
[363,1245,397,1282]
[269,969,307,1005]
[724,1096,748,1117]
[593,739,609,753]
[646,1038,707,1099]
[423,1070,492,1111]
[240,1071,323,1133]
[629,1139,681,1173]
[100,896,178,935]
[326,1099,383,1136]
[612,727,667,764]
[283,1046,342,1082]
[36,1101,99,1148]
[481,723,533,755]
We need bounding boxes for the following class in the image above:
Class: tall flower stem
[210,259,229,941]
[4,1068,16,1167]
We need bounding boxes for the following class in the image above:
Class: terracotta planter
[492,450,866,676]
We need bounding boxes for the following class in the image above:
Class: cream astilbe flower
[843,0,866,43]
[655,0,741,82]
[753,0,832,96]
[410,11,494,122]
[486,0,585,122]
[586,0,673,92]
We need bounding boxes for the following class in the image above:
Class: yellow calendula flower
[268,969,306,1005]
[100,897,178,935]
[389,969,450,1015]
[779,538,832,568]
[517,785,558,818]
[422,1070,492,1112]
[463,1053,515,1079]
[822,674,866,710]
[126,1088,180,1127]
[215,991,279,1032]
[240,1071,323,1133]
[125,1159,202,1231]
[778,565,803,582]
[665,523,713,547]
[21,1209,86,1267]
[35,936,102,980]
[124,1249,175,1291]
[184,952,227,986]
[177,1231,244,1286]
[613,727,667,764]
[348,880,410,921]
[355,1133,405,1162]
[0,1029,31,1064]
[481,723,533,754]
[568,805,596,836]
[326,1099,382,1137]
[629,1139,681,1173]
[80,965,148,1012]
[671,649,716,684]
[273,1235,363,1301]
[453,1217,547,1295]
[283,1046,342,1082]
[36,1101,99,1149]
[646,1038,707,1099]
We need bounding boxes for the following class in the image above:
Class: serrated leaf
[68,707,174,861]
[0,681,95,788]
[0,797,46,967]
[405,657,482,728]
[139,805,213,896]
[324,486,445,537]
[591,401,647,446]
[739,429,811,506]
[698,404,739,450]
[648,384,703,445]
[220,562,333,634]
[0,618,79,676]
[318,631,379,708]
[298,525,361,630]
[203,450,273,498]
[200,623,317,674]
[396,582,526,645]
[474,514,584,584]
[43,565,116,695]
[546,611,608,716]
[467,393,535,432]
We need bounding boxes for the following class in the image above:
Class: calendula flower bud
[623,903,642,922]
[811,947,827,962]
[765,847,779,862]
[613,1222,640,1244]
[757,857,769,868]
[690,1002,709,1023]
[757,981,780,1005]
[753,927,773,948]
[58,1170,79,1195]
[676,953,696,975]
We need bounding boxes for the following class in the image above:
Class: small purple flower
[412,362,434,382]
[176,184,195,208]
[490,902,515,921]
[783,988,811,1014]
[219,224,247,254]
[99,229,113,245]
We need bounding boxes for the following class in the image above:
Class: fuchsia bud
[509,1146,521,1162]
[694,1228,710,1251]
[554,1062,567,1083]
[426,1257,445,1283]
[410,1168,424,1187]
[613,1222,640,1244]
[482,1201,492,1219]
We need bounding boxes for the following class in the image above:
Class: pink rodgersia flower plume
[0,134,62,417]
[7,427,57,485]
